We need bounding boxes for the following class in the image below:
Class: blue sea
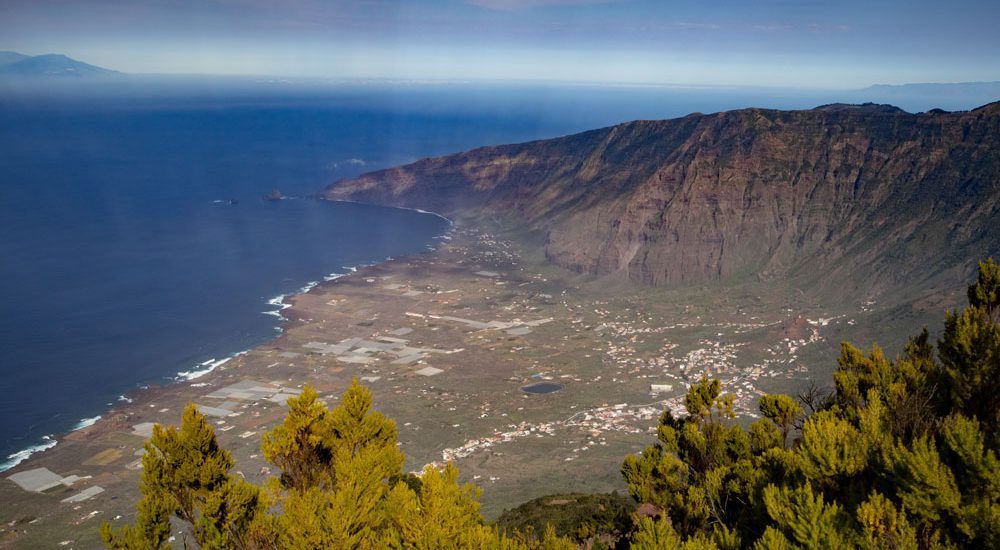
[0,76,989,468]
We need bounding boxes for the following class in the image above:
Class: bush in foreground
[621,259,1000,548]
[101,380,574,549]
[104,259,999,548]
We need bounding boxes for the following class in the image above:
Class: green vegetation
[620,258,1000,548]
[101,380,575,549]
[495,492,636,547]
[106,259,999,548]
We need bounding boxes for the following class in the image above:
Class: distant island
[0,51,118,77]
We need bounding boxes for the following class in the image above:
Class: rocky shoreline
[0,218,934,547]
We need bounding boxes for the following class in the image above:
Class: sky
[1,0,999,88]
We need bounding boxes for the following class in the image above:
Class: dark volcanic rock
[326,103,1000,300]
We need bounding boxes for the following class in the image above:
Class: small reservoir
[521,382,565,394]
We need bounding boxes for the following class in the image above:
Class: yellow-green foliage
[759,483,851,549]
[260,385,333,491]
[757,394,802,447]
[630,516,719,550]
[797,411,870,483]
[621,260,1000,549]
[857,492,919,550]
[106,260,1000,549]
[102,403,273,549]
[103,379,570,549]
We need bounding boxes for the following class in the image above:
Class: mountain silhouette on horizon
[0,51,119,77]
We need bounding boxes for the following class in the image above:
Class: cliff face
[326,102,1000,298]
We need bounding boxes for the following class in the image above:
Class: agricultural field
[0,219,946,547]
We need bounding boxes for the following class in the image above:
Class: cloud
[750,22,851,33]
[467,0,619,11]
[328,158,368,170]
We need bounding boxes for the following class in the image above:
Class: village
[1,224,857,547]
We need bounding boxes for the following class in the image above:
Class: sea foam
[1,436,57,472]
[263,294,293,320]
[176,357,232,381]
[74,416,101,431]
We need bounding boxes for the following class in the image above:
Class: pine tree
[856,491,919,550]
[757,483,853,549]
[758,394,802,448]
[260,385,334,491]
[105,260,1000,549]
[938,304,1000,432]
[796,410,870,486]
[619,261,1000,548]
[101,403,270,549]
[100,489,173,549]
[265,380,572,548]
[107,381,570,548]
[967,257,1000,322]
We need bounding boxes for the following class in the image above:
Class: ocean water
[0,88,477,467]
[0,78,986,468]
[0,81,649,467]
[0,124,459,466]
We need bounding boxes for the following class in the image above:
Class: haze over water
[0,79,992,468]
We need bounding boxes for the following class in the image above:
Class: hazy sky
[2,0,998,88]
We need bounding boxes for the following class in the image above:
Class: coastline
[1,204,455,474]
[321,197,455,227]
[1,210,862,547]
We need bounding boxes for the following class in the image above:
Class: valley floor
[0,219,941,548]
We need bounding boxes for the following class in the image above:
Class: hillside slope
[326,103,1000,300]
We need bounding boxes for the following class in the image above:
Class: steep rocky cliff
[326,102,1000,299]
